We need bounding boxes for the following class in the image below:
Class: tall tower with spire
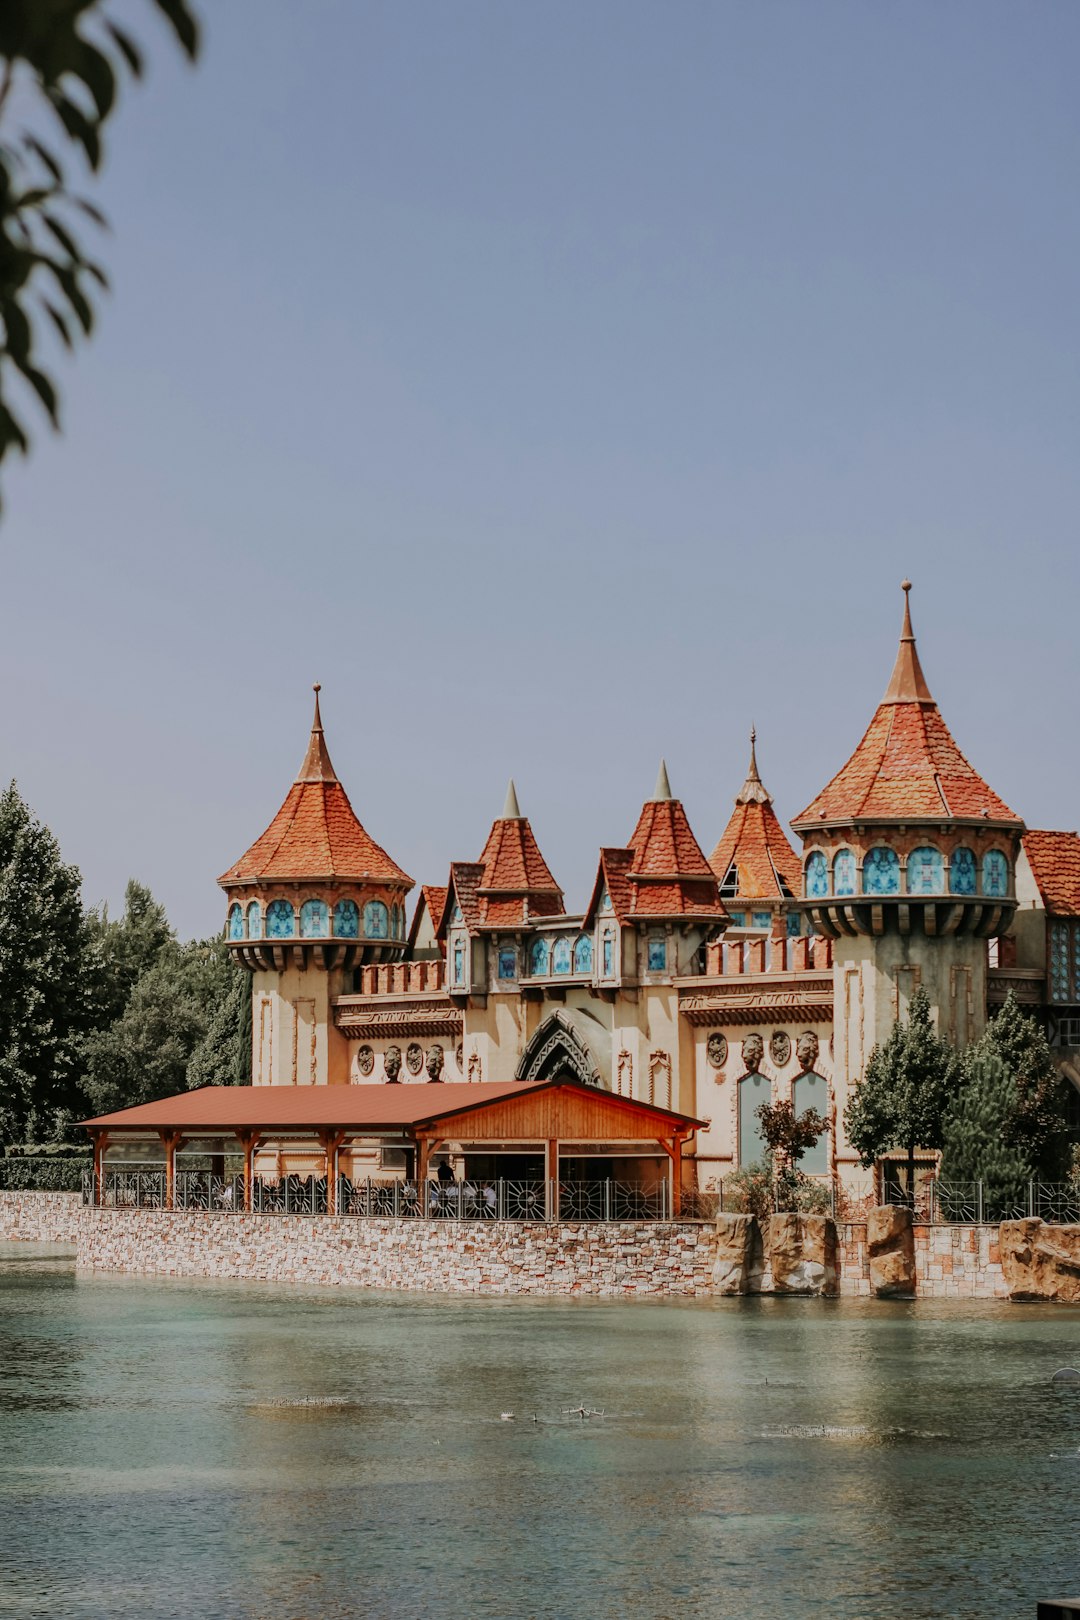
[218,687,413,1085]
[792,583,1024,1149]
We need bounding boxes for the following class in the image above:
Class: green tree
[81,933,234,1115]
[0,0,198,495]
[844,986,960,1194]
[186,954,251,1089]
[755,1098,827,1206]
[938,1045,1030,1208]
[0,780,96,1141]
[85,877,173,1027]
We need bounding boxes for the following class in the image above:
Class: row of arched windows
[227,898,405,942]
[738,1072,829,1173]
[528,935,594,977]
[804,846,1010,901]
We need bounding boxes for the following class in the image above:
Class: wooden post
[239,1131,257,1213]
[547,1137,559,1221]
[318,1130,346,1214]
[160,1131,180,1210]
[92,1131,109,1205]
[417,1135,430,1210]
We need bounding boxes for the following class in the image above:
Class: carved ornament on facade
[741,1033,764,1074]
[426,1043,445,1081]
[617,1049,633,1095]
[406,1042,423,1076]
[384,1045,402,1082]
[796,1030,819,1073]
[769,1030,791,1068]
[356,1044,374,1077]
[468,1050,482,1083]
[706,1033,727,1071]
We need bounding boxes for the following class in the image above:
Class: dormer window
[719,864,739,900]
[497,946,517,981]
[602,929,614,977]
[452,903,463,924]
[452,938,466,986]
[647,937,666,973]
[600,888,612,912]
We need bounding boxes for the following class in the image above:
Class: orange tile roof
[1022,830,1080,916]
[475,808,564,925]
[407,885,449,951]
[793,586,1021,830]
[219,691,412,888]
[709,732,801,899]
[82,1078,703,1134]
[583,847,636,926]
[622,777,726,919]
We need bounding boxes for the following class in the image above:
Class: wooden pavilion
[81,1080,702,1215]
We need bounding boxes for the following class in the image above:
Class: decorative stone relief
[617,1049,633,1096]
[426,1044,445,1082]
[406,1042,423,1076]
[706,1033,727,1071]
[741,1033,764,1074]
[468,1051,482,1083]
[648,1050,671,1107]
[796,1030,819,1072]
[356,1044,374,1078]
[384,1045,402,1083]
[769,1031,791,1068]
[455,1043,464,1074]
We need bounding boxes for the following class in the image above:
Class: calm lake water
[2,1245,1079,1620]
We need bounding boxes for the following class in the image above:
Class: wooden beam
[547,1138,558,1221]
[159,1130,182,1210]
[316,1129,347,1214]
[238,1131,258,1213]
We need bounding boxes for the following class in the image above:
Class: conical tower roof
[623,763,726,917]
[218,687,413,886]
[475,782,564,924]
[709,729,801,899]
[793,584,1022,829]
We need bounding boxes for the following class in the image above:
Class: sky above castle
[2,0,1079,939]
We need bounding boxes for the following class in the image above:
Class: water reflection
[1,1247,1079,1618]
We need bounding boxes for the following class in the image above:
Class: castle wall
[251,965,352,1086]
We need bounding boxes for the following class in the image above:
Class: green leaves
[0,0,200,505]
[845,986,960,1170]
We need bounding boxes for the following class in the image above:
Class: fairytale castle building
[218,585,1080,1193]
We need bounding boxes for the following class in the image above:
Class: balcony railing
[883,1179,1080,1225]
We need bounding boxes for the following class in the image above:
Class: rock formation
[866,1205,916,1297]
[711,1214,763,1295]
[765,1213,838,1296]
[999,1219,1080,1304]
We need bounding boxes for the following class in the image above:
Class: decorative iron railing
[98,1168,168,1209]
[558,1180,670,1221]
[174,1172,245,1212]
[883,1179,1080,1225]
[251,1176,328,1215]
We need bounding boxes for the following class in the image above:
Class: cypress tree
[844,986,960,1192]
[938,1046,1030,1213]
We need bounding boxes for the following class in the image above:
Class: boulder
[711,1214,763,1296]
[766,1213,838,1296]
[999,1219,1080,1304]
[867,1205,916,1297]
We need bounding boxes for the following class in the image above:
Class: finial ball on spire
[313,681,321,694]
[901,579,912,594]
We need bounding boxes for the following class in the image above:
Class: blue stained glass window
[453,940,465,984]
[786,910,802,938]
[246,901,262,939]
[863,847,900,895]
[364,900,389,938]
[793,1073,828,1174]
[982,850,1009,898]
[573,935,593,973]
[738,1074,769,1166]
[907,846,944,894]
[266,899,295,938]
[1050,922,1070,1002]
[647,937,666,973]
[752,910,771,930]
[300,899,328,938]
[228,903,244,940]
[1074,925,1080,1002]
[452,903,463,923]
[728,911,746,927]
[530,937,550,976]
[600,888,612,912]
[498,947,517,980]
[552,937,572,975]
[602,930,614,976]
[950,847,977,895]
[805,851,829,899]
[333,899,359,938]
[833,850,856,896]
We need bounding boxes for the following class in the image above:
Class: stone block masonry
[0,1190,82,1244]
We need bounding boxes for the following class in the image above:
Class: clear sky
[2,0,1079,939]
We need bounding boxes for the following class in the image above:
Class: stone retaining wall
[76,1209,718,1297]
[0,1190,82,1244]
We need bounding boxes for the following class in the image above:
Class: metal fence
[883,1179,1080,1225]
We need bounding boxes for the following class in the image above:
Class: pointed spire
[502,778,522,820]
[735,725,771,805]
[297,682,339,782]
[883,580,934,704]
[652,759,673,801]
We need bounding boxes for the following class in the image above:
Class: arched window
[950,847,977,895]
[497,946,517,981]
[1050,922,1070,1002]
[551,937,572,975]
[793,1073,829,1175]
[602,929,614,977]
[266,899,295,938]
[363,900,389,939]
[246,901,262,939]
[573,935,593,973]
[863,847,900,895]
[600,888,612,912]
[530,937,550,976]
[647,936,666,973]
[333,899,359,939]
[805,851,829,899]
[833,849,856,897]
[907,846,944,894]
[452,938,465,985]
[982,850,1009,898]
[738,1073,769,1166]
[227,903,244,940]
[300,899,328,938]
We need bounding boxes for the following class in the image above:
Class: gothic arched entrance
[514,1011,601,1087]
